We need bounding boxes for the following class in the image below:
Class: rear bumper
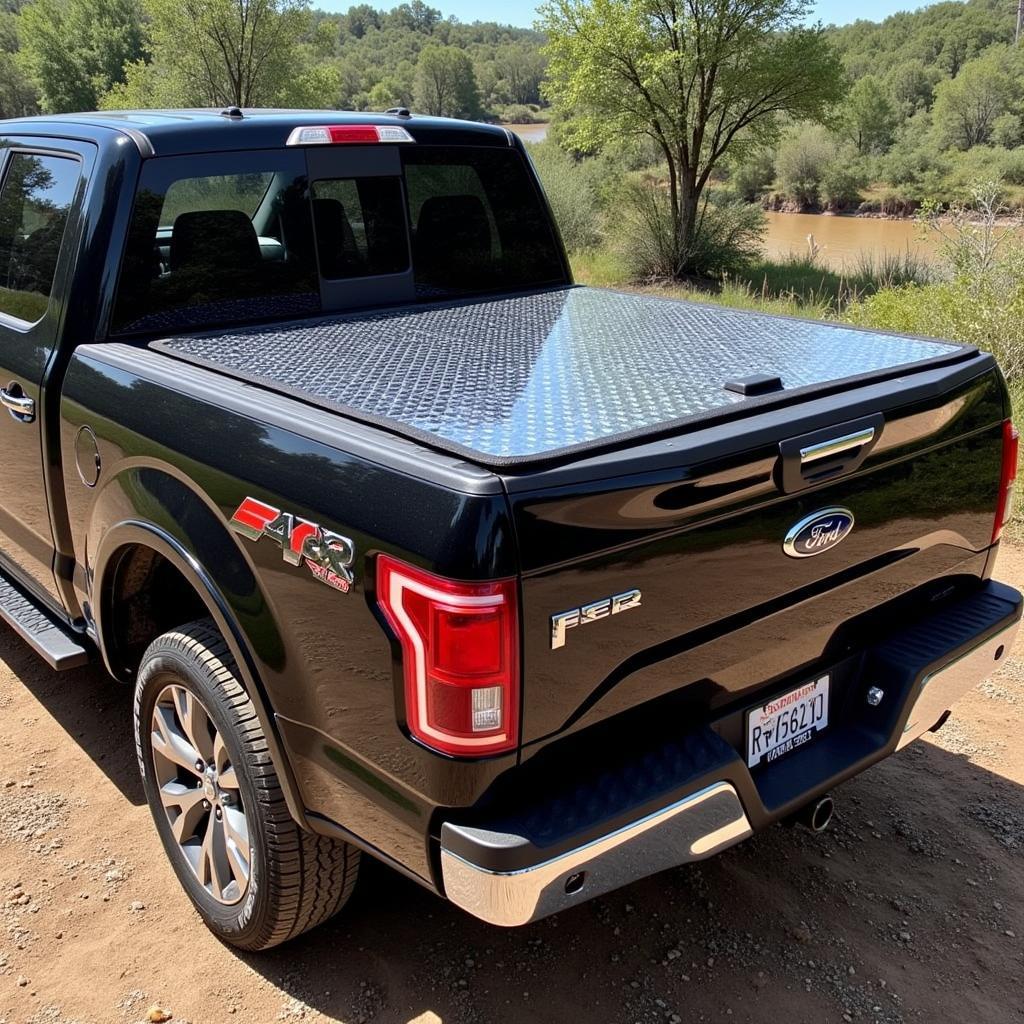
[439,579,1021,926]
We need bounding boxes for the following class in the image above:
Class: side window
[0,153,79,325]
[310,178,408,279]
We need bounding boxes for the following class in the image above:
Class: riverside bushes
[613,183,766,280]
[846,182,1024,387]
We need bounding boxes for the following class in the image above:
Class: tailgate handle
[777,414,883,493]
[800,427,876,466]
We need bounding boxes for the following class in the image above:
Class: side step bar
[0,568,89,670]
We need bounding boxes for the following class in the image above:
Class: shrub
[527,141,603,253]
[846,273,1024,383]
[820,149,868,211]
[499,103,546,124]
[993,113,1023,150]
[613,182,765,279]
[775,124,835,208]
[728,149,775,202]
[851,182,1024,386]
[775,128,869,211]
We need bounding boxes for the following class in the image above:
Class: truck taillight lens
[993,420,1019,543]
[376,555,519,757]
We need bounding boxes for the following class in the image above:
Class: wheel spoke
[223,809,250,888]
[151,706,202,775]
[158,779,204,812]
[213,730,228,773]
[160,782,207,844]
[222,805,249,861]
[173,686,214,764]
[217,766,239,790]
[200,812,228,898]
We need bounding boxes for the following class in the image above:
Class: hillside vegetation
[1,0,1020,216]
[741,0,1024,213]
[0,0,547,122]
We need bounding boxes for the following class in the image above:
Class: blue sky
[319,0,936,27]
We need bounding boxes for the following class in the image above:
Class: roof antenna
[385,107,411,118]
[221,106,244,119]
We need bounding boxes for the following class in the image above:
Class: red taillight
[285,124,415,146]
[376,555,519,757]
[993,420,1019,543]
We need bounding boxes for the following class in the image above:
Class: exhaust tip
[808,795,834,833]
[784,795,835,832]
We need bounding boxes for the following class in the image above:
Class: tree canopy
[102,0,314,108]
[18,0,144,111]
[414,44,479,117]
[540,0,845,273]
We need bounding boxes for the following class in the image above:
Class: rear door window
[0,152,80,324]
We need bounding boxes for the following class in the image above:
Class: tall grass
[570,249,934,318]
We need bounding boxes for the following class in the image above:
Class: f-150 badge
[230,497,355,593]
[550,589,642,649]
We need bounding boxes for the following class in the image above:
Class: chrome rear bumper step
[440,781,751,926]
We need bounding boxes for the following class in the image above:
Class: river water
[759,211,941,270]
[504,124,1019,270]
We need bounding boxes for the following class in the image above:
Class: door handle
[1,384,35,423]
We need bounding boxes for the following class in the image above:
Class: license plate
[746,675,830,768]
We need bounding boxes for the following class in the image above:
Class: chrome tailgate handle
[777,414,883,493]
[1,385,35,423]
[800,427,876,466]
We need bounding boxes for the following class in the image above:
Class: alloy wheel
[149,684,251,905]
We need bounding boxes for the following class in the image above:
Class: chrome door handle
[1,385,35,423]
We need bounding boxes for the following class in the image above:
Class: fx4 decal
[230,497,355,594]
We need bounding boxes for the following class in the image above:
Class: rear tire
[133,617,359,950]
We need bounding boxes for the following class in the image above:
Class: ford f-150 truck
[0,108,1019,951]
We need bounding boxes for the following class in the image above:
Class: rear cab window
[111,141,567,336]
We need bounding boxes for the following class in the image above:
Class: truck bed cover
[150,286,970,467]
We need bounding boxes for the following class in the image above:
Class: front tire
[134,618,359,950]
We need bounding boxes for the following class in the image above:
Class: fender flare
[92,518,311,831]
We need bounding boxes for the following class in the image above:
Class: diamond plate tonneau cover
[149,286,967,466]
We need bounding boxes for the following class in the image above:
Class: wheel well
[104,544,209,679]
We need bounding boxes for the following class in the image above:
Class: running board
[0,568,89,670]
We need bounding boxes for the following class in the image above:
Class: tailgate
[505,356,1007,748]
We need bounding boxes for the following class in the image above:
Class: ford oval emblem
[783,507,855,558]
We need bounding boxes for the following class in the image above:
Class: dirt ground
[2,550,1024,1024]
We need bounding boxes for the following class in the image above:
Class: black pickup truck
[0,108,1019,950]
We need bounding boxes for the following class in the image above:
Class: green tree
[776,123,836,208]
[540,0,844,276]
[842,75,896,154]
[932,46,1021,150]
[492,40,546,105]
[340,4,379,39]
[413,43,479,117]
[18,0,145,112]
[102,0,312,108]
[0,11,38,118]
[885,59,934,116]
